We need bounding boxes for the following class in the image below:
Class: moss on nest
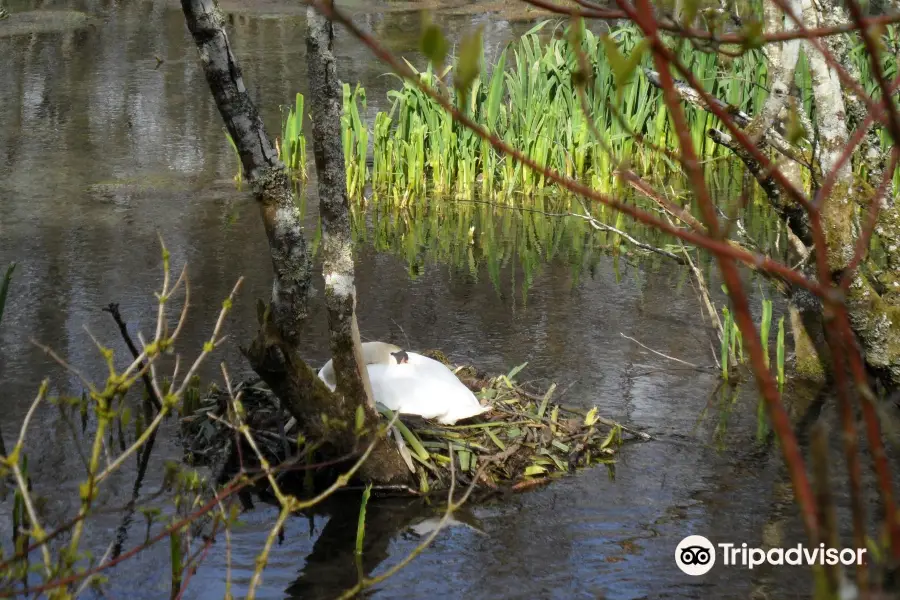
[181,357,649,495]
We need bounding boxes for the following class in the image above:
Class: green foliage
[336,21,769,200]
[279,92,308,181]
[421,23,448,70]
[342,84,369,199]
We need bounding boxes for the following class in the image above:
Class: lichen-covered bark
[751,0,802,139]
[801,0,855,271]
[305,2,408,479]
[306,3,373,405]
[181,0,310,339]
[797,0,900,386]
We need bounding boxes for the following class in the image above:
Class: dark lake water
[0,1,883,598]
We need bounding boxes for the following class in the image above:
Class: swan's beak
[391,350,410,364]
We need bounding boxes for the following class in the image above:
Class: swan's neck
[361,341,403,365]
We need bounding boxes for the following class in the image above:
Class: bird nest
[180,352,649,495]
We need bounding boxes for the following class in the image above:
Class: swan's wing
[367,364,477,421]
[407,353,470,385]
[437,402,491,425]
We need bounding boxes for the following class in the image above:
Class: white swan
[317,342,490,425]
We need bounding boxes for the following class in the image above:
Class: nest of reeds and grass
[180,351,649,496]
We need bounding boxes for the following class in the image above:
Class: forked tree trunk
[181,0,408,483]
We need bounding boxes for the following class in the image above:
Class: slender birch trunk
[181,0,311,339]
[306,2,376,410]
[305,1,408,481]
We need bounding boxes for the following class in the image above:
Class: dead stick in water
[619,333,705,370]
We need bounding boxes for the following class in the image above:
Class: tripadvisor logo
[675,536,868,576]
[676,535,716,576]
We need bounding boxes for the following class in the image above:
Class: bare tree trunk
[752,0,802,139]
[181,0,408,482]
[305,1,409,481]
[306,2,375,409]
[799,0,900,387]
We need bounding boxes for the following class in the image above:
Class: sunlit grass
[279,92,308,181]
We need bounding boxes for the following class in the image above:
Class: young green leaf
[601,34,649,104]
[741,20,764,51]
[455,26,484,106]
[506,361,528,381]
[421,23,449,69]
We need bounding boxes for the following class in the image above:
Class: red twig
[841,148,899,291]
[622,0,821,543]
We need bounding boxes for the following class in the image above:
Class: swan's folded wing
[367,365,466,421]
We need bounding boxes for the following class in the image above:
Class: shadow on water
[1,1,898,599]
[283,496,484,599]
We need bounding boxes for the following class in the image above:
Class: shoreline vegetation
[267,21,900,203]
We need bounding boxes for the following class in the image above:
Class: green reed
[716,295,787,440]
[347,21,771,200]
[279,92,308,181]
[253,22,898,201]
[342,83,369,199]
[223,130,242,185]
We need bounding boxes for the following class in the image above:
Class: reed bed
[181,355,648,495]
[260,22,900,200]
[356,21,770,199]
[269,22,768,199]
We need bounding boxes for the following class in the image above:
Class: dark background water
[0,1,879,598]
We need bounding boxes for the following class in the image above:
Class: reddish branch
[623,0,822,542]
[520,0,900,46]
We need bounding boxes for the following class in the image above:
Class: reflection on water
[0,2,884,599]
